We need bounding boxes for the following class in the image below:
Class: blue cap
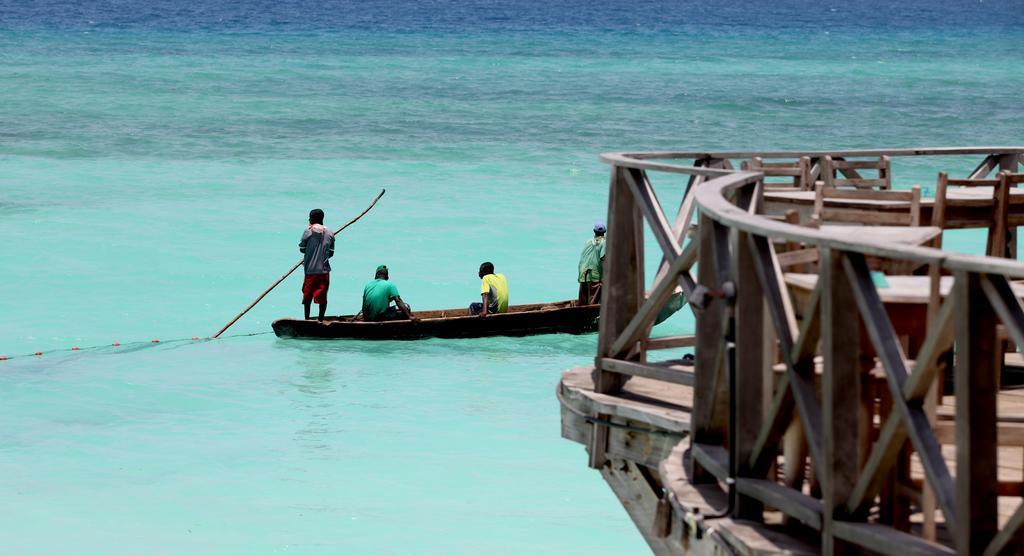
[594,222,606,233]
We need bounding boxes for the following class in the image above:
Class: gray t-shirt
[299,225,335,275]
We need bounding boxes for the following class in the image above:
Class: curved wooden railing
[591,147,1024,555]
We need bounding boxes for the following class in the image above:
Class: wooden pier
[557,147,1024,554]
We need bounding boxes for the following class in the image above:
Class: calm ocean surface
[2,0,1023,553]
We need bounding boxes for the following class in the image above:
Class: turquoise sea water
[2,2,1024,553]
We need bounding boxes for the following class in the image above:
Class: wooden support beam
[591,166,644,468]
[846,412,906,516]
[999,153,1020,173]
[747,234,823,471]
[980,274,1024,352]
[843,253,957,530]
[691,212,727,461]
[595,165,645,386]
[734,230,767,518]
[903,295,955,401]
[955,271,1000,554]
[736,478,823,530]
[831,521,955,555]
[646,335,696,350]
[983,501,1024,556]
[821,247,864,555]
[846,296,955,515]
[747,281,821,475]
[692,442,729,481]
[749,373,794,473]
[609,240,697,357]
[968,154,1000,179]
[998,155,1019,259]
[623,167,681,259]
[597,358,695,386]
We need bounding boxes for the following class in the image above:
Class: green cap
[376,265,388,273]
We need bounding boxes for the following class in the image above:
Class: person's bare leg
[304,302,312,320]
[317,303,327,322]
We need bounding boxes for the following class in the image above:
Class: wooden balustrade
[588,147,1024,554]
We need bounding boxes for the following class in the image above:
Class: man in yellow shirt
[469,261,509,316]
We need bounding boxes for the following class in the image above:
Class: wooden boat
[272,300,600,340]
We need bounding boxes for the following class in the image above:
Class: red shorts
[302,273,329,304]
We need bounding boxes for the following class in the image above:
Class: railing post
[595,165,645,390]
[690,210,726,482]
[954,271,999,554]
[734,229,766,518]
[820,247,864,555]
[589,165,644,468]
[998,154,1020,259]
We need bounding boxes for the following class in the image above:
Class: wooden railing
[591,147,1024,555]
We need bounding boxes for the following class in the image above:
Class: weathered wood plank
[955,271,1000,554]
[843,253,958,529]
[601,459,683,556]
[904,294,955,401]
[735,230,767,518]
[831,521,954,555]
[748,234,823,471]
[820,247,864,554]
[968,154,1000,179]
[592,166,644,467]
[691,212,727,462]
[982,501,1024,556]
[736,478,823,530]
[846,413,906,516]
[691,442,728,481]
[624,167,681,259]
[609,239,698,357]
[646,335,696,350]
[598,358,695,386]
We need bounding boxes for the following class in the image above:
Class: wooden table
[778,225,942,274]
[785,273,1024,348]
[766,187,1024,229]
[816,224,942,248]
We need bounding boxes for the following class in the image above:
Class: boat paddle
[211,188,387,338]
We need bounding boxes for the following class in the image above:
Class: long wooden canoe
[272,300,600,340]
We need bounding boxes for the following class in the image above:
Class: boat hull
[271,300,600,340]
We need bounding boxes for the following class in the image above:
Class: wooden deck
[559,147,1024,555]
[561,367,1024,554]
[560,366,820,555]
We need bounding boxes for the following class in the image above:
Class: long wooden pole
[211,188,387,338]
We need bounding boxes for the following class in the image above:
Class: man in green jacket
[578,222,606,305]
[361,265,416,322]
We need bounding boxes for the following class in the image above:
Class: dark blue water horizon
[3,0,1024,33]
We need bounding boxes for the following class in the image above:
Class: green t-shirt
[362,279,400,320]
[479,273,509,313]
[578,236,606,283]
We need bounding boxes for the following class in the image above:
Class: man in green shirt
[361,265,416,322]
[578,222,606,305]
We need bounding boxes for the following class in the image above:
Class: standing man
[469,261,509,317]
[578,222,606,305]
[361,265,416,321]
[299,208,335,322]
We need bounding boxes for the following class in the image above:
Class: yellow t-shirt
[479,273,509,313]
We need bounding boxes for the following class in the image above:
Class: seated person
[469,261,509,316]
[361,265,416,321]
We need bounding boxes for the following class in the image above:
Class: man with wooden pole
[211,189,385,338]
[299,208,335,322]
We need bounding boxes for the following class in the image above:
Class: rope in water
[0,331,274,362]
